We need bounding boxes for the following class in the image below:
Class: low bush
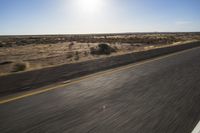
[90,43,116,55]
[74,51,80,60]
[11,62,29,72]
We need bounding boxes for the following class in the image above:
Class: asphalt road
[1,47,200,133]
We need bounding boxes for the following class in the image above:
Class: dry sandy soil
[0,33,200,76]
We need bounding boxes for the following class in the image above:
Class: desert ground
[0,32,200,76]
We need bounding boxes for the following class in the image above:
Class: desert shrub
[68,42,75,50]
[12,62,29,72]
[74,51,80,60]
[75,51,79,56]
[83,51,89,57]
[90,43,116,55]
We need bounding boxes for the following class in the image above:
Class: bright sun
[75,0,103,14]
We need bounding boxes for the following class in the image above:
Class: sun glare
[75,0,103,14]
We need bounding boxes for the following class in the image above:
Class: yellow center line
[0,47,198,105]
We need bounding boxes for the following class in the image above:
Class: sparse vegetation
[68,42,74,50]
[90,43,116,55]
[74,51,80,60]
[0,33,199,75]
[11,62,29,72]
[1,33,199,48]
[83,51,89,57]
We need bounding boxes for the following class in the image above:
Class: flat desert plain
[0,33,199,76]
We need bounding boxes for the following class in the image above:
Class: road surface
[1,47,200,133]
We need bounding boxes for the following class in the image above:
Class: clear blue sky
[0,0,200,35]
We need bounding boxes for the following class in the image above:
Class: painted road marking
[0,46,199,105]
[192,121,200,133]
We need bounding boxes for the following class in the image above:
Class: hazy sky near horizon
[0,0,200,35]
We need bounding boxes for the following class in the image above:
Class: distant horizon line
[1,31,200,37]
